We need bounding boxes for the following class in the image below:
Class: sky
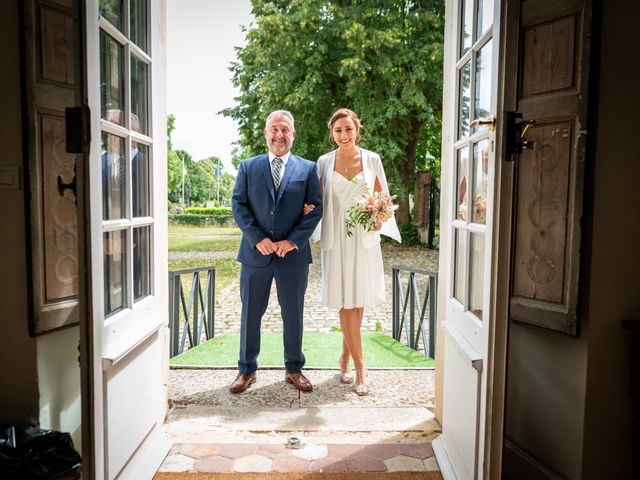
[166,0,254,172]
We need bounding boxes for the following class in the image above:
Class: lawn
[168,224,241,302]
[169,225,242,236]
[170,332,435,368]
[169,236,241,253]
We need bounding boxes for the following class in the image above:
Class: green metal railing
[392,266,438,358]
[168,266,215,357]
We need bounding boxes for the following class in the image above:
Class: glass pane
[476,0,494,40]
[469,233,485,319]
[131,55,149,135]
[100,31,124,125]
[456,147,469,221]
[132,143,150,217]
[474,40,493,130]
[460,0,473,57]
[130,0,148,52]
[454,228,467,303]
[133,226,151,301]
[472,139,490,224]
[458,61,471,139]
[99,0,123,31]
[102,132,126,220]
[104,230,127,317]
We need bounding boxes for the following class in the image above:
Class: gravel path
[169,368,435,409]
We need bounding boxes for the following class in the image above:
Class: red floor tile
[346,455,388,472]
[218,443,257,459]
[327,444,365,459]
[179,443,221,459]
[309,457,349,473]
[194,455,233,473]
[398,443,435,459]
[362,444,401,461]
[271,454,310,472]
[256,443,289,458]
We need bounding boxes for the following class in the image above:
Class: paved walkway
[211,242,439,337]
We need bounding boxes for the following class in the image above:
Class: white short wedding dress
[321,172,385,310]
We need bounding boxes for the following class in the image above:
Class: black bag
[0,425,81,479]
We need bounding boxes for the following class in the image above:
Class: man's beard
[270,138,293,153]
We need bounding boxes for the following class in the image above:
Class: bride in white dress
[310,108,401,395]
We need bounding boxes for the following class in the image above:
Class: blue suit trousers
[238,261,309,375]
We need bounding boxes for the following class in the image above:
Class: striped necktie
[271,156,283,190]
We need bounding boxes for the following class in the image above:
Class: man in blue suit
[230,110,323,393]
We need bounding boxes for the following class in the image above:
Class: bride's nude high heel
[354,368,369,396]
[339,355,354,384]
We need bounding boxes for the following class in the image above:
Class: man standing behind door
[230,110,323,394]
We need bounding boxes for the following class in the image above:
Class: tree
[167,114,182,200]
[222,0,444,224]
[167,114,237,206]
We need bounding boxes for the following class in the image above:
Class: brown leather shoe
[285,372,313,392]
[229,372,256,394]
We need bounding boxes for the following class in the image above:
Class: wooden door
[23,0,83,334]
[508,0,591,336]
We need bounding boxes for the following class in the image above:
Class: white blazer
[312,148,402,250]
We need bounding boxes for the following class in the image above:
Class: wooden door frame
[483,1,516,477]
[79,0,103,476]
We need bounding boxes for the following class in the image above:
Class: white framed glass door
[449,0,495,347]
[85,0,169,478]
[434,0,500,478]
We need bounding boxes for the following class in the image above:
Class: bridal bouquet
[345,185,398,237]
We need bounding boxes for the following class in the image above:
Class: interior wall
[37,328,82,452]
[580,1,639,478]
[504,326,587,479]
[0,0,39,425]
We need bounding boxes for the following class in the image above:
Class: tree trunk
[396,116,424,225]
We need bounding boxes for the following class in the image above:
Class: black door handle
[57,167,77,201]
[506,112,535,159]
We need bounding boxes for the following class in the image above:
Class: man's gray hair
[265,110,295,129]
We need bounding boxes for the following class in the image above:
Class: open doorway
[159,0,444,476]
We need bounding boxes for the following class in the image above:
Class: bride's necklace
[337,149,361,178]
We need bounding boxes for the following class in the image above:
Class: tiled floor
[159,368,441,476]
[160,441,439,474]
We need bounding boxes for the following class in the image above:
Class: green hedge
[399,223,421,246]
[169,213,236,227]
[184,207,232,216]
[381,223,421,246]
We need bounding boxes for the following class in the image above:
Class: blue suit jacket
[232,153,323,268]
